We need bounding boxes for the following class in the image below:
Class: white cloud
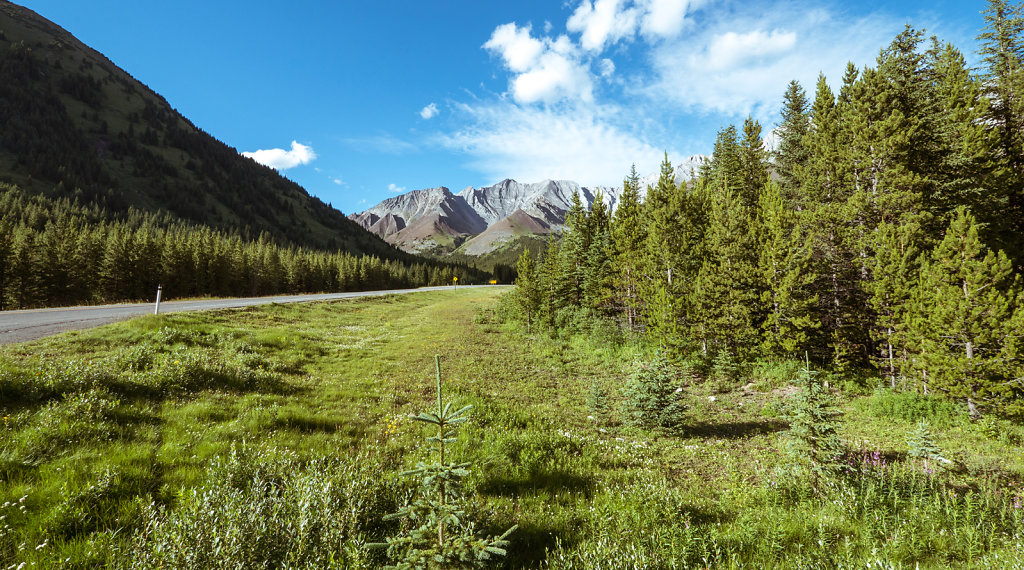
[420,103,440,119]
[638,0,691,39]
[598,58,616,77]
[241,140,316,170]
[644,6,903,120]
[440,102,674,186]
[567,0,638,52]
[483,23,545,73]
[332,177,344,185]
[704,29,797,71]
[484,24,594,104]
[387,183,406,193]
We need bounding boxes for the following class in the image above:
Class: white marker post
[154,284,163,315]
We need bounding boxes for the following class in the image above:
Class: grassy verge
[0,288,1022,568]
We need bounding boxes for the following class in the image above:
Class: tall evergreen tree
[775,80,811,201]
[904,207,1022,417]
[611,165,647,329]
[690,177,760,361]
[755,181,818,357]
[739,116,770,210]
[867,220,922,388]
[978,0,1024,268]
[513,250,542,333]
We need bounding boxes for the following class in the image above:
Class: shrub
[120,446,402,569]
[621,352,687,430]
[863,389,964,428]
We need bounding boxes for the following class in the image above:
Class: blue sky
[23,0,988,214]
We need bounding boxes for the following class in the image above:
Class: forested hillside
[0,182,487,309]
[510,10,1024,418]
[0,2,498,308]
[0,2,395,254]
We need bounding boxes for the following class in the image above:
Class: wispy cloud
[341,134,417,154]
[387,183,407,193]
[420,103,440,119]
[241,140,316,170]
[439,101,672,186]
[644,4,902,121]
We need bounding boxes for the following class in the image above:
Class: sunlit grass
[0,288,1022,567]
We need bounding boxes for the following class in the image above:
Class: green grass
[0,289,1022,568]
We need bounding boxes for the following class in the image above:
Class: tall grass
[0,289,1022,567]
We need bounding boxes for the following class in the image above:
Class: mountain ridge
[350,155,708,255]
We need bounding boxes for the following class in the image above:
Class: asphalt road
[0,285,507,345]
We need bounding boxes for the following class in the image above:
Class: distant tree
[512,249,541,333]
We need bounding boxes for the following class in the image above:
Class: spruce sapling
[375,356,516,569]
[785,354,843,493]
[907,420,946,472]
[622,351,687,430]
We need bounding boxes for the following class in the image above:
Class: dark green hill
[0,1,399,256]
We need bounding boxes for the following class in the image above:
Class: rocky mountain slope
[351,156,707,255]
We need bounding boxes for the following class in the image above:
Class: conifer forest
[3,1,1024,569]
[510,15,1024,420]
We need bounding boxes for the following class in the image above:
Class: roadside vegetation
[0,288,1021,568]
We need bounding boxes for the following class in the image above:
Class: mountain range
[350,155,707,256]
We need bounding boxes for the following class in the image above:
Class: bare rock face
[349,155,709,255]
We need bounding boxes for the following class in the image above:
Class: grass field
[0,288,1022,568]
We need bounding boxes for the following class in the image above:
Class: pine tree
[775,80,811,201]
[867,220,922,388]
[641,154,705,357]
[739,116,769,210]
[554,191,589,313]
[690,176,760,361]
[904,207,1021,418]
[513,249,541,333]
[622,351,688,429]
[926,40,1000,231]
[610,165,647,330]
[756,181,818,357]
[376,356,516,568]
[978,0,1024,268]
[907,420,946,472]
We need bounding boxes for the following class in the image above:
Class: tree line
[0,182,487,310]
[511,3,1024,418]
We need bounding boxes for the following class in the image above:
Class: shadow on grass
[478,468,594,499]
[679,420,786,439]
[485,518,579,568]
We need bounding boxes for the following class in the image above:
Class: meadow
[0,287,1022,568]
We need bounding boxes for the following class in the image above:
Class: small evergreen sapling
[586,377,611,423]
[375,356,516,568]
[907,420,946,472]
[785,356,843,492]
[622,352,687,429]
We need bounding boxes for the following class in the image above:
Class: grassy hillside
[0,289,1021,567]
[0,1,399,256]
